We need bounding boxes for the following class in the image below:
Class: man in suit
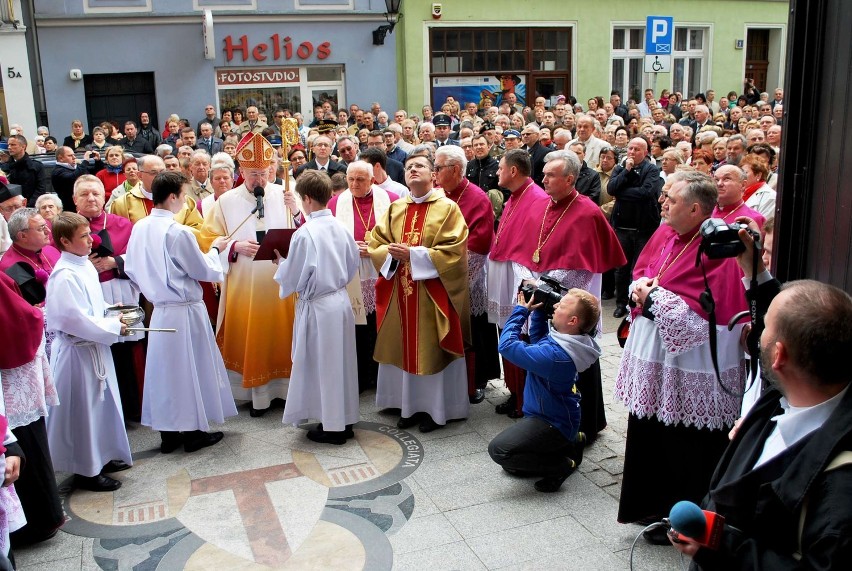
[186,150,212,203]
[294,135,347,178]
[239,106,268,135]
[51,146,103,212]
[196,104,219,136]
[365,131,406,185]
[198,123,224,155]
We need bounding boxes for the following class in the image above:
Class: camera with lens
[699,218,760,259]
[519,276,567,318]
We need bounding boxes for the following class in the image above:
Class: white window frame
[610,24,649,104]
[672,25,712,98]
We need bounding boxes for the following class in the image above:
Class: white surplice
[274,210,360,432]
[45,252,132,477]
[125,209,237,432]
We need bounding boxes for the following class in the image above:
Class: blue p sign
[645,16,674,54]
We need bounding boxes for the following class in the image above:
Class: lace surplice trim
[614,351,745,430]
[468,252,488,316]
[648,288,709,356]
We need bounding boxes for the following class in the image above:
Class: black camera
[699,218,761,259]
[519,276,566,318]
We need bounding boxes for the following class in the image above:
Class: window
[611,26,647,104]
[431,29,526,74]
[672,27,709,98]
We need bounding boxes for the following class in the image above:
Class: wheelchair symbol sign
[644,54,671,73]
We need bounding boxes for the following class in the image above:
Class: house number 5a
[7,67,22,79]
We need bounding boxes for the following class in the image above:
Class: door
[746,29,770,92]
[84,72,158,132]
[531,75,568,105]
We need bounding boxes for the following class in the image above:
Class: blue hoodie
[498,304,603,441]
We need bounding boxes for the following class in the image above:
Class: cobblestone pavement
[16,298,687,570]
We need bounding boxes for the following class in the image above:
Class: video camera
[519,276,566,319]
[699,218,761,259]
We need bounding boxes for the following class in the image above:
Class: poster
[431,75,527,110]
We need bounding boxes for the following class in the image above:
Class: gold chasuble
[198,185,297,389]
[369,193,470,375]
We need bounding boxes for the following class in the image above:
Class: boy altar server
[273,170,360,445]
[46,212,132,492]
[125,171,236,453]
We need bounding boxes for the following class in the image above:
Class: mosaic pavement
[16,301,686,570]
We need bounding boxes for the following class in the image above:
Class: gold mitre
[235,132,275,170]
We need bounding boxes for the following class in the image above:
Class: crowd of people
[0,79,849,570]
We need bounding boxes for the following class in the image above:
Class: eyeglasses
[434,164,456,172]
[27,224,49,233]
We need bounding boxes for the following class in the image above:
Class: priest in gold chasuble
[368,152,471,432]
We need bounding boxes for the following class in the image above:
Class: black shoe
[418,415,443,433]
[397,414,420,429]
[271,398,287,409]
[469,388,485,404]
[184,431,224,453]
[507,409,524,419]
[495,395,516,415]
[613,306,628,318]
[102,460,132,473]
[343,424,355,439]
[74,474,122,492]
[572,432,586,467]
[306,427,348,445]
[601,291,614,300]
[643,524,672,545]
[249,406,269,418]
[160,431,182,454]
[534,460,576,493]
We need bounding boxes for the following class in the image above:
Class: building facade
[30,0,399,135]
[395,0,789,111]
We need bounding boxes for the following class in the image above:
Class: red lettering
[224,35,249,62]
[283,36,293,60]
[270,33,281,60]
[252,43,268,61]
[297,42,313,59]
[317,42,331,60]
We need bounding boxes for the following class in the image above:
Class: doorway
[84,72,158,132]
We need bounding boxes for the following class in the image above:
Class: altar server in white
[125,171,236,454]
[273,170,360,445]
[46,212,132,492]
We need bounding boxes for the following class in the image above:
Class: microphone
[668,500,726,550]
[253,186,265,219]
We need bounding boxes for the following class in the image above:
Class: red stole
[376,201,464,373]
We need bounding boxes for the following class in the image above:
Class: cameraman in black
[668,222,852,569]
[607,137,663,318]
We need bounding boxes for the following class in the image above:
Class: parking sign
[645,16,673,55]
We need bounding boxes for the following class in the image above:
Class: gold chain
[532,191,579,263]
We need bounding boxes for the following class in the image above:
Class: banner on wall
[431,75,527,110]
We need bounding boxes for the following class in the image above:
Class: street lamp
[372,0,403,46]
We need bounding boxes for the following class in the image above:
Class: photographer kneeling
[487,287,601,493]
[668,223,852,569]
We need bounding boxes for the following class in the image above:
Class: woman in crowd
[35,193,62,222]
[95,146,127,197]
[106,157,139,205]
[288,145,308,178]
[62,120,92,151]
[691,149,714,175]
[740,155,777,218]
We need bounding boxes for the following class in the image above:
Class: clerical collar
[550,189,577,205]
[717,200,745,214]
[410,189,434,203]
[353,189,374,200]
[87,211,106,224]
[141,188,153,200]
